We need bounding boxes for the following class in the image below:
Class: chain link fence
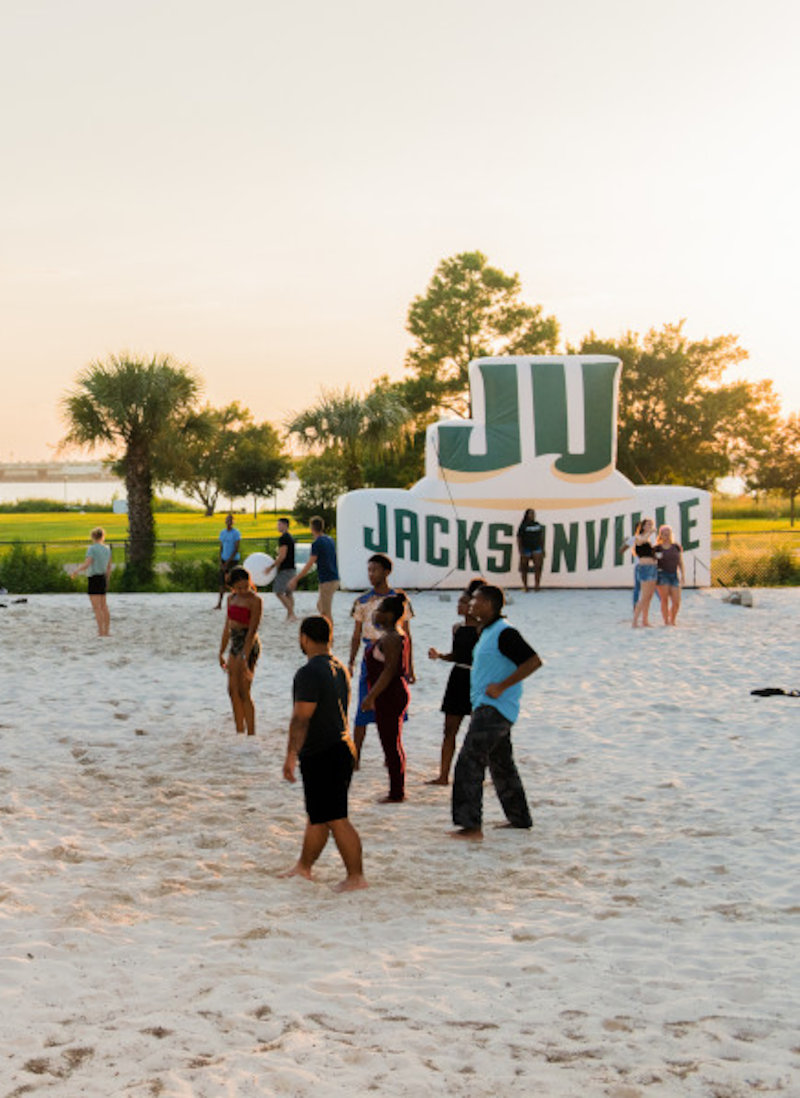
[711,530,800,587]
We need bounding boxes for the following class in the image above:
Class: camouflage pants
[451,705,532,831]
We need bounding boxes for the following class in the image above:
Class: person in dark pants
[361,593,411,803]
[450,585,542,841]
[280,615,367,892]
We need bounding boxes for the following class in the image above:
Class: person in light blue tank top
[451,585,542,841]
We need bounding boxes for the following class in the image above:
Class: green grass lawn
[0,512,310,569]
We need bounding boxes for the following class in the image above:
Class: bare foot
[493,822,532,830]
[424,777,449,786]
[377,794,405,803]
[277,863,313,881]
[333,875,369,892]
[449,828,483,841]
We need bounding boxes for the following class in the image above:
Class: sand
[0,587,798,1097]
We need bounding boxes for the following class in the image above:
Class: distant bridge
[0,462,118,483]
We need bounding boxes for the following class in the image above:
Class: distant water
[0,476,299,511]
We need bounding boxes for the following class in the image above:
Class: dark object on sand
[750,688,800,697]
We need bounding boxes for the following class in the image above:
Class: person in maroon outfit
[361,594,411,803]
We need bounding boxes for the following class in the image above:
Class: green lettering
[364,503,388,552]
[487,523,513,574]
[679,497,701,550]
[586,518,609,570]
[437,363,521,473]
[551,522,579,573]
[425,514,450,567]
[532,359,619,476]
[394,509,419,562]
[655,505,667,529]
[457,519,482,571]
[614,514,627,566]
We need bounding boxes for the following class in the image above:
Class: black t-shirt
[497,626,536,666]
[278,531,295,570]
[293,654,351,758]
[518,520,544,551]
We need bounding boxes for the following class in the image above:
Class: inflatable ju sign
[336,356,710,589]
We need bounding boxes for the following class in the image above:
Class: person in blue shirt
[450,584,542,841]
[287,516,340,621]
[215,514,241,609]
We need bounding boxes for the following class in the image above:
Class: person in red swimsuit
[361,593,411,803]
[219,566,263,736]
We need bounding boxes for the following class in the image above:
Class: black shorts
[300,740,355,825]
[87,574,107,595]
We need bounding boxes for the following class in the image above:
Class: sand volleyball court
[1,588,797,1096]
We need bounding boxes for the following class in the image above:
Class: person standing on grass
[286,516,340,623]
[426,577,485,786]
[263,517,298,623]
[218,566,263,736]
[280,615,367,892]
[450,584,542,842]
[215,513,241,610]
[72,527,112,636]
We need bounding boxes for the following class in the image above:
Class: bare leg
[227,657,246,732]
[426,713,462,784]
[353,724,366,768]
[669,587,681,625]
[633,580,657,627]
[278,821,330,880]
[237,664,256,735]
[519,557,530,591]
[329,818,368,891]
[276,591,298,622]
[657,585,670,624]
[532,552,544,591]
[89,594,105,636]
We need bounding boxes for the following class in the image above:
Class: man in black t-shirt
[264,517,298,623]
[280,616,367,892]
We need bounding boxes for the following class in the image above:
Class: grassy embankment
[0,512,298,571]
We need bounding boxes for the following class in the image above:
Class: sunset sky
[2,0,798,461]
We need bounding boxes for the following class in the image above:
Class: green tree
[218,421,291,516]
[744,413,800,525]
[286,385,410,491]
[575,322,780,489]
[293,452,349,529]
[405,250,560,415]
[158,401,253,516]
[61,354,201,585]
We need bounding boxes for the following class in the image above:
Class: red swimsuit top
[227,602,251,625]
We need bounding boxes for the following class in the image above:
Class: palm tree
[286,385,410,491]
[62,354,201,585]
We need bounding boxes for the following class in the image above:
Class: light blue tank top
[469,618,523,724]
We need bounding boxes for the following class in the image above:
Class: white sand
[1,588,798,1097]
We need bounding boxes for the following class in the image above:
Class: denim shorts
[636,563,657,583]
[657,571,680,587]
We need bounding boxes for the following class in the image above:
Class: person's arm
[284,699,317,782]
[677,546,685,584]
[241,595,263,666]
[348,617,363,673]
[105,546,113,581]
[405,621,415,683]
[288,552,317,592]
[485,653,542,699]
[219,616,231,669]
[266,543,287,574]
[361,633,402,711]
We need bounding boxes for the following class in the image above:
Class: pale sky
[2,0,798,461]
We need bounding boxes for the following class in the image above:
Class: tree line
[61,251,800,586]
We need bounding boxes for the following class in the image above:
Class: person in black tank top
[426,579,484,785]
